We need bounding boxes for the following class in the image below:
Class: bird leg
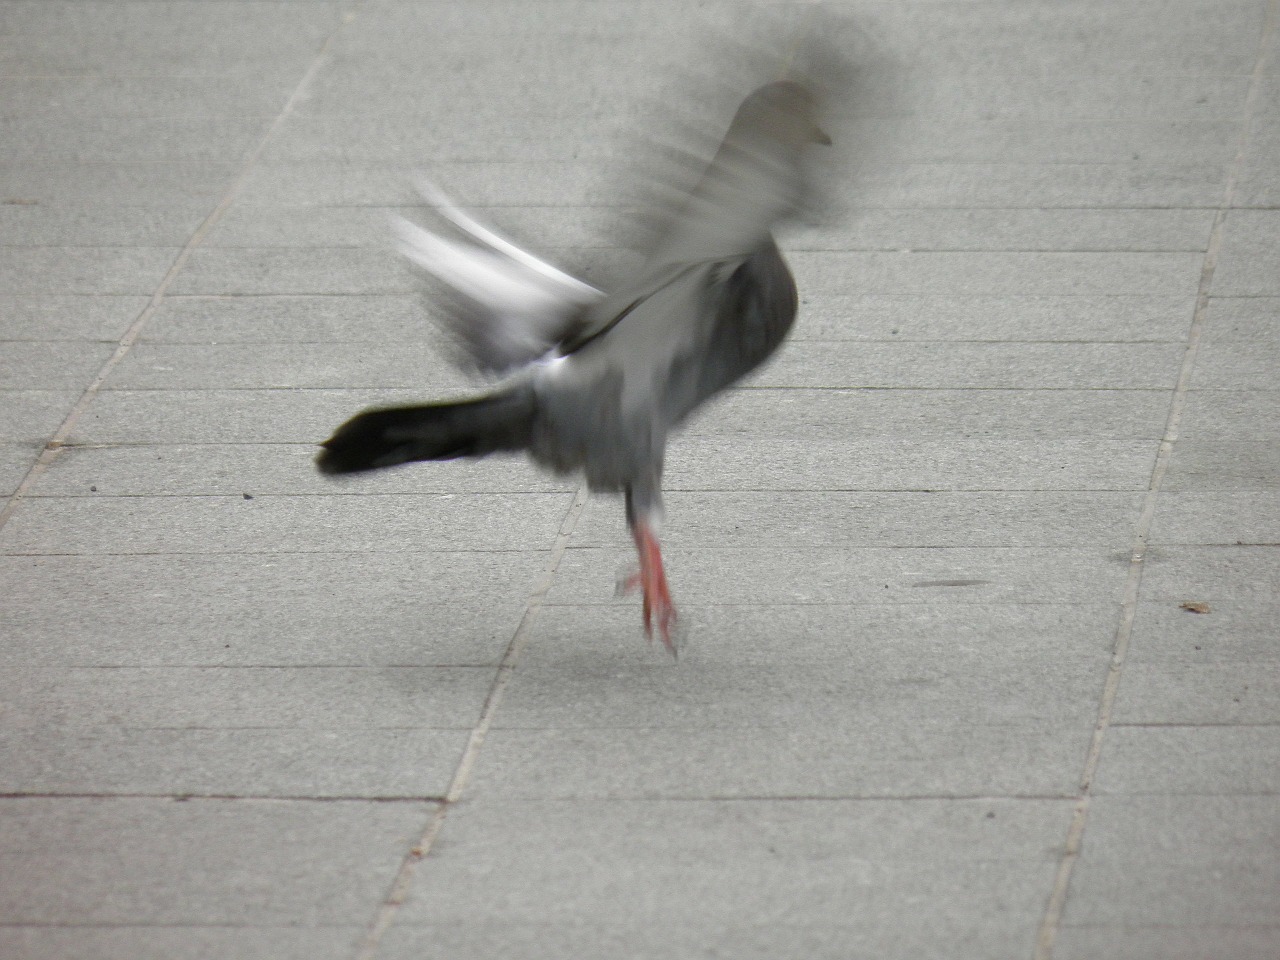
[629,521,678,655]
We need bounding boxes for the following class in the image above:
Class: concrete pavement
[1,1,1277,958]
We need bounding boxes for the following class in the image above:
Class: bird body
[318,80,829,653]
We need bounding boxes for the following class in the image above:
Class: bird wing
[556,82,822,360]
[393,179,603,374]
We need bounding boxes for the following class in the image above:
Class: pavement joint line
[354,482,591,960]
[0,4,365,536]
[1031,2,1279,957]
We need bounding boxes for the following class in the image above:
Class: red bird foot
[623,523,680,657]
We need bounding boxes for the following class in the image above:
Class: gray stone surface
[792,294,1197,342]
[0,552,543,668]
[757,341,1186,389]
[1062,795,1280,926]
[549,546,1131,606]
[109,341,470,390]
[0,203,208,246]
[1147,491,1280,544]
[1,665,493,728]
[394,797,1067,926]
[379,919,1044,960]
[0,797,430,924]
[1127,599,1280,662]
[0,295,149,340]
[0,927,364,960]
[468,722,1092,800]
[0,726,470,799]
[1093,726,1280,793]
[0,445,37,497]
[1114,661,1280,723]
[1055,926,1280,960]
[140,294,435,343]
[574,490,1146,548]
[0,247,179,295]
[0,340,114,388]
[66,385,1177,446]
[2,0,1277,958]
[1201,295,1280,340]
[0,491,574,554]
[0,160,240,206]
[788,251,1204,297]
[33,442,572,496]
[0,390,80,440]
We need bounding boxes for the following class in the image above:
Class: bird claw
[615,564,641,598]
[630,524,680,658]
[644,596,681,659]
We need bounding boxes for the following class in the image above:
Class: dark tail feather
[316,388,535,475]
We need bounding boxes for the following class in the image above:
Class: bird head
[729,80,831,150]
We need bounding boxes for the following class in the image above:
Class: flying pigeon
[317,79,831,655]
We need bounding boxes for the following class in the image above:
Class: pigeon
[317,79,831,655]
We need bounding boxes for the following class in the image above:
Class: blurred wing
[394,180,603,374]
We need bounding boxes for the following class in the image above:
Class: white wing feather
[393,180,603,371]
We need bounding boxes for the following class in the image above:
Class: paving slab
[69,385,1177,447]
[549,546,1131,606]
[664,433,1161,492]
[0,295,148,341]
[0,117,271,164]
[140,294,431,342]
[0,797,430,925]
[395,797,1068,926]
[109,341,470,390]
[0,340,114,388]
[1140,545,1280,602]
[378,919,1042,960]
[4,74,301,121]
[791,295,1197,341]
[32,442,571,497]
[467,722,1091,800]
[0,203,209,247]
[167,248,412,296]
[1147,491,1280,544]
[1127,599,1280,663]
[1163,436,1280,490]
[1114,661,1280,724]
[759,341,1186,389]
[0,551,541,668]
[1,665,493,729]
[0,491,573,554]
[1201,295,1280,341]
[876,75,1251,121]
[0,926,363,960]
[1055,925,1280,960]
[523,601,1119,671]
[1093,726,1280,794]
[1062,795,1280,927]
[574,490,1146,548]
[0,390,80,440]
[0,1,339,76]
[0,160,240,207]
[1209,209,1280,295]
[789,251,1204,297]
[235,158,1233,209]
[0,246,180,295]
[0,445,37,497]
[487,656,1102,734]
[0,727,469,799]
[199,206,1215,253]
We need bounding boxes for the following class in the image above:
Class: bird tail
[316,387,535,475]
